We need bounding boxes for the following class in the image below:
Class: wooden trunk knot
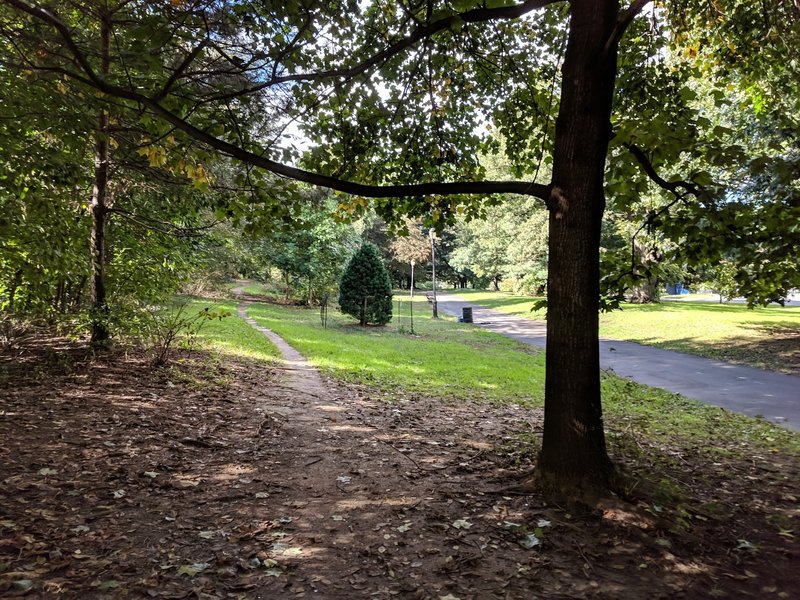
[548,186,569,220]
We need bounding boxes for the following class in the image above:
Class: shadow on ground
[0,337,797,599]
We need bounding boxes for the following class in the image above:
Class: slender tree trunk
[90,12,111,344]
[7,269,23,313]
[73,275,88,311]
[53,279,64,311]
[537,0,619,497]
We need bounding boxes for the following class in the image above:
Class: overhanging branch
[604,0,652,55]
[2,0,553,201]
[624,142,702,199]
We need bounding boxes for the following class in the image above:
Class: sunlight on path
[232,282,331,415]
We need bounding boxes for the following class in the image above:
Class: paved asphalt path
[435,293,800,431]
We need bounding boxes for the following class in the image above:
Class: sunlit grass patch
[246,299,545,405]
[452,289,800,373]
[183,298,280,363]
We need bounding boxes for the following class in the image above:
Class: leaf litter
[0,333,798,598]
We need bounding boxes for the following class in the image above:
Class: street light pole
[430,230,438,319]
[410,260,415,299]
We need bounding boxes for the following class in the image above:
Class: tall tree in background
[2,0,797,496]
[389,219,431,295]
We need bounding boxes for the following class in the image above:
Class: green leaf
[96,580,121,591]
[13,579,34,592]
[177,562,210,576]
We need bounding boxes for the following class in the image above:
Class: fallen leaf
[13,580,34,592]
[38,468,57,476]
[177,563,210,576]
[143,471,159,478]
[520,533,540,548]
[96,580,120,591]
[112,489,125,499]
[198,530,216,539]
[452,519,472,530]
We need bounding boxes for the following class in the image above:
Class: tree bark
[537,0,619,497]
[89,12,111,344]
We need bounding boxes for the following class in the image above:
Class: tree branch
[2,0,553,200]
[624,142,701,199]
[145,0,561,102]
[604,0,652,55]
[108,207,221,237]
[154,38,209,101]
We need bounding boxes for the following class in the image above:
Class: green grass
[601,373,800,454]
[452,289,548,318]
[451,289,800,373]
[247,294,546,405]
[183,298,281,363]
[225,280,283,299]
[237,294,799,454]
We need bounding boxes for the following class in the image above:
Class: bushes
[338,243,393,326]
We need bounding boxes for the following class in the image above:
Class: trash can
[462,307,473,323]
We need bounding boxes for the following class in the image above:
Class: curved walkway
[436,293,800,431]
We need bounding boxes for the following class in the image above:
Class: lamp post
[409,259,415,334]
[410,259,415,299]
[429,229,438,319]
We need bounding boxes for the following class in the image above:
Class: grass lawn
[247,294,546,405]
[224,280,284,299]
[239,293,799,453]
[184,298,281,363]
[451,289,800,373]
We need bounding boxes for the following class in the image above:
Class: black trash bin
[462,307,473,323]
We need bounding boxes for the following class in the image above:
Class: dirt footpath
[1,325,798,598]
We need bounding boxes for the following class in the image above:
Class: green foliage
[138,301,231,366]
[700,261,739,302]
[338,243,393,326]
[188,299,281,363]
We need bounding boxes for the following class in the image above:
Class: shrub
[338,243,393,326]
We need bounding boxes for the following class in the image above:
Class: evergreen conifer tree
[338,243,393,326]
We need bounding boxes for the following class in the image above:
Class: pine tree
[338,243,393,326]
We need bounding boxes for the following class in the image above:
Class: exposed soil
[1,309,798,599]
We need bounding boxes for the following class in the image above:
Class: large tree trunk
[537,0,619,497]
[89,14,111,345]
[629,238,660,303]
